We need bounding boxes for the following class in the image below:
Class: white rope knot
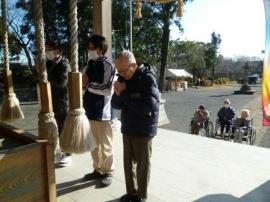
[38,112,56,123]
[68,108,85,116]
[38,112,59,153]
[5,93,16,98]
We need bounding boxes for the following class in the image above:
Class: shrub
[201,79,211,86]
[214,77,230,85]
[22,69,38,87]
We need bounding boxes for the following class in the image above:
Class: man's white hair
[118,50,136,65]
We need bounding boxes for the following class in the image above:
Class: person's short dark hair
[45,41,61,51]
[88,34,108,55]
[198,105,206,110]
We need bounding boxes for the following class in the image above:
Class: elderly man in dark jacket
[217,99,235,139]
[112,50,160,202]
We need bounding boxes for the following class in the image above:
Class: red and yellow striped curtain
[263,0,270,126]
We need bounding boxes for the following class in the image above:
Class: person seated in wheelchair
[217,99,235,138]
[231,109,251,143]
[191,105,209,135]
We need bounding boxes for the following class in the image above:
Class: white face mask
[88,50,99,60]
[46,51,57,61]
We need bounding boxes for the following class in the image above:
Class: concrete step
[56,128,270,202]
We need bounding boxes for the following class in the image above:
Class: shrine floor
[56,128,270,202]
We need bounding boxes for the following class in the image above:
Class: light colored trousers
[234,129,246,143]
[90,120,114,174]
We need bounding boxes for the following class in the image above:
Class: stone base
[158,99,170,126]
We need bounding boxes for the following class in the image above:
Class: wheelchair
[214,118,235,140]
[231,117,256,145]
[190,118,214,137]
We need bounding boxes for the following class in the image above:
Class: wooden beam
[93,0,112,59]
[38,83,53,113]
[68,72,82,109]
[3,69,14,94]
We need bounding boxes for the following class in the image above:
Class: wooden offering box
[0,122,56,202]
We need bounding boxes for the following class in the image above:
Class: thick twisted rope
[69,0,79,72]
[33,0,47,83]
[1,0,9,70]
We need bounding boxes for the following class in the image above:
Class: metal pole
[129,0,133,52]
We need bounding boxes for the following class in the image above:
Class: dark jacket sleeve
[246,119,251,128]
[235,118,251,129]
[230,108,236,119]
[119,74,160,116]
[111,93,124,109]
[217,108,223,119]
[49,59,70,88]
[234,118,241,128]
[88,60,115,91]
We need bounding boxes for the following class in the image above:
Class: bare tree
[7,5,34,69]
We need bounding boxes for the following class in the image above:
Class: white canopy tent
[165,69,193,91]
[166,68,193,78]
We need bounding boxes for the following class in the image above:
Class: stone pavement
[56,128,270,202]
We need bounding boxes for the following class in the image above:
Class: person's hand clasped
[114,80,126,96]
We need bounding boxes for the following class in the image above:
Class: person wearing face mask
[82,35,116,187]
[233,109,251,143]
[217,99,235,139]
[111,50,160,202]
[45,42,71,166]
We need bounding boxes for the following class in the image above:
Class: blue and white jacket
[83,57,115,121]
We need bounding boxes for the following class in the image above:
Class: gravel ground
[161,84,261,132]
[161,83,270,147]
[7,83,270,148]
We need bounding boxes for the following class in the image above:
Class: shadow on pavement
[193,179,270,202]
[57,178,101,196]
[105,199,120,202]
[24,128,38,132]
[20,102,39,105]
[209,93,235,97]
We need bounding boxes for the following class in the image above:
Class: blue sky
[4,0,265,61]
[171,0,265,58]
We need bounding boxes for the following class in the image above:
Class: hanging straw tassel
[60,73,96,153]
[0,70,24,122]
[0,0,24,122]
[135,0,142,19]
[177,0,183,17]
[33,0,59,153]
[60,0,96,154]
[37,83,59,154]
[36,84,59,155]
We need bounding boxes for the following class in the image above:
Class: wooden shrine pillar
[92,0,112,59]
